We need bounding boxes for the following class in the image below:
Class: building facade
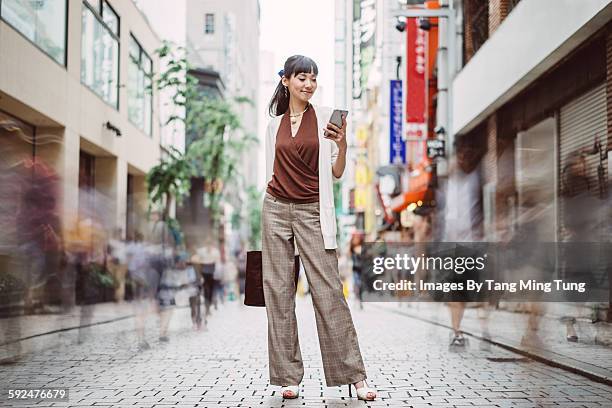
[0,0,162,242]
[453,0,611,244]
[452,0,612,318]
[186,0,260,188]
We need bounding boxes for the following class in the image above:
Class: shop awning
[389,162,432,213]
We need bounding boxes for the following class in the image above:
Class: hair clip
[278,69,285,77]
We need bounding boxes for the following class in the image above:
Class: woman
[262,55,376,401]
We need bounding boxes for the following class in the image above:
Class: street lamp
[395,18,407,32]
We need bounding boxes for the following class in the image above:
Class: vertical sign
[406,17,427,164]
[389,80,405,164]
[352,0,376,100]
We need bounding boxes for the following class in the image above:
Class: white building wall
[134,0,188,152]
[452,0,612,135]
[0,0,162,231]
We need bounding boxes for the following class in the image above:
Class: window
[204,13,214,34]
[81,0,119,108]
[128,35,153,136]
[84,0,100,10]
[0,0,67,65]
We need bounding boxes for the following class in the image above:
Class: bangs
[289,56,318,76]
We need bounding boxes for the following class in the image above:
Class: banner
[405,17,427,159]
[389,80,405,164]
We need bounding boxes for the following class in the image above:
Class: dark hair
[268,55,318,117]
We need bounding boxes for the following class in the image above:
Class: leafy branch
[146,41,257,225]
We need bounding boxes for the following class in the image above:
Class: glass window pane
[127,35,153,136]
[0,0,67,65]
[129,36,140,62]
[142,54,152,75]
[128,59,142,129]
[128,56,140,127]
[144,76,152,136]
[81,7,119,107]
[102,1,119,36]
[205,13,214,34]
[84,0,101,11]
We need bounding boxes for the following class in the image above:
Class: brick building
[453,0,612,317]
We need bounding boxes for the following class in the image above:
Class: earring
[284,87,288,97]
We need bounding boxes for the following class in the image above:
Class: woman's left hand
[324,115,347,150]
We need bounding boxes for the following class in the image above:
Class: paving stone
[0,299,610,407]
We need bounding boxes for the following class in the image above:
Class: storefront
[558,83,608,242]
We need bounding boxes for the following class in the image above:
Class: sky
[259,0,336,107]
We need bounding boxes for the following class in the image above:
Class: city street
[2,299,612,407]
[1,0,612,406]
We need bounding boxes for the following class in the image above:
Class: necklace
[289,104,309,125]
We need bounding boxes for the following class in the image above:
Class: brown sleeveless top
[266,106,319,203]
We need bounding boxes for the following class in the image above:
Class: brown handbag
[244,250,300,307]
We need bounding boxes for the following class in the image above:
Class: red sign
[406,17,426,124]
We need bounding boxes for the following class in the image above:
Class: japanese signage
[354,157,371,211]
[352,0,376,100]
[426,139,445,159]
[389,80,405,164]
[405,17,427,138]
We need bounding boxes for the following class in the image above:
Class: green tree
[146,145,192,219]
[186,97,257,220]
[149,41,257,228]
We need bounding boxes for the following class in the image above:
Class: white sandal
[348,380,376,401]
[281,385,299,399]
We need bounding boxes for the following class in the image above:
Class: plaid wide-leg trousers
[262,193,367,387]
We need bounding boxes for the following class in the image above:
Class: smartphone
[325,109,348,138]
[329,109,348,127]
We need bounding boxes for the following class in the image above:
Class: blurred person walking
[262,55,375,401]
[237,250,247,299]
[126,232,154,350]
[349,233,365,309]
[224,256,239,302]
[106,228,127,303]
[15,160,62,313]
[184,257,203,330]
[126,232,172,349]
[412,208,432,299]
[193,241,219,317]
[443,136,486,348]
[557,151,607,342]
[213,244,225,307]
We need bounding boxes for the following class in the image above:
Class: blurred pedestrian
[237,250,247,299]
[213,245,225,308]
[443,136,485,348]
[557,151,607,342]
[349,233,365,309]
[193,241,219,317]
[224,256,238,302]
[16,160,62,313]
[106,228,127,303]
[186,261,203,330]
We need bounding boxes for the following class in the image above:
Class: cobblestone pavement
[375,302,612,381]
[1,298,612,407]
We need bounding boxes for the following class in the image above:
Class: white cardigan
[265,104,340,249]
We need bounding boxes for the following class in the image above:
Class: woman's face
[282,70,317,104]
